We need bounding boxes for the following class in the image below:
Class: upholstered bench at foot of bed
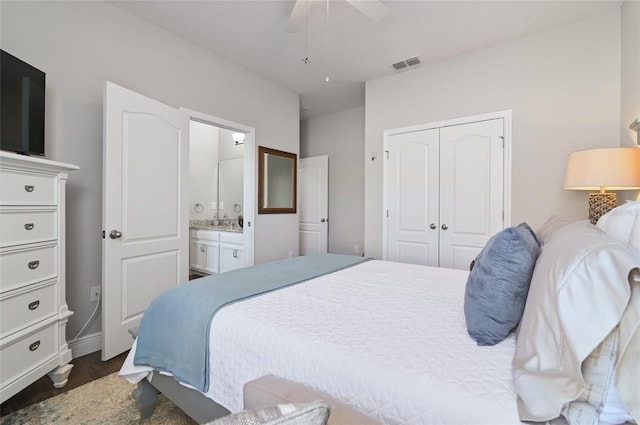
[243,375,382,425]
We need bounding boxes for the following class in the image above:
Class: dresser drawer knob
[24,185,35,193]
[29,340,41,351]
[28,260,40,270]
[25,223,35,231]
[28,300,40,310]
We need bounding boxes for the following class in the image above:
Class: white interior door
[387,129,440,266]
[439,119,504,269]
[299,155,328,255]
[102,82,189,360]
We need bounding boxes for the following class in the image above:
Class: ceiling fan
[286,0,390,32]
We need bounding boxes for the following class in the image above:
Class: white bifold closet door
[387,118,505,270]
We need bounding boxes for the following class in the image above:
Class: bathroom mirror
[258,146,297,214]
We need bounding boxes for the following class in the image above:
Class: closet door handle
[429,223,437,230]
[441,224,449,231]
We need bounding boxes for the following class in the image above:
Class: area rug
[0,373,196,425]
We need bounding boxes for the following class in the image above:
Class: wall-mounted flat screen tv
[1,49,46,156]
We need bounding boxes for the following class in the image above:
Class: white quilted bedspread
[122,260,521,424]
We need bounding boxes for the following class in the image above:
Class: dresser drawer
[0,169,57,206]
[0,245,57,293]
[1,283,57,338]
[0,323,57,387]
[0,209,57,248]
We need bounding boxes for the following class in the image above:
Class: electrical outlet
[354,245,360,254]
[288,250,294,258]
[90,286,101,302]
[211,202,216,209]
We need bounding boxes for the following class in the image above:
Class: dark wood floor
[0,350,129,416]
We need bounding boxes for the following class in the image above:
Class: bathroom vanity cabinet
[189,228,244,276]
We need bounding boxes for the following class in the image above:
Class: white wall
[621,0,640,149]
[620,1,640,206]
[301,106,365,255]
[620,0,640,203]
[190,121,219,221]
[1,1,299,343]
[364,9,622,259]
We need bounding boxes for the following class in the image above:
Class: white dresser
[0,151,78,403]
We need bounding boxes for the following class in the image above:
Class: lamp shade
[564,148,640,191]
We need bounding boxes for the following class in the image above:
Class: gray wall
[1,1,299,346]
[301,106,365,256]
[364,9,622,259]
[621,1,640,148]
[619,0,640,203]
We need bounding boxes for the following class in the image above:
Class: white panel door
[299,156,328,255]
[102,82,189,360]
[387,129,440,266]
[439,119,504,269]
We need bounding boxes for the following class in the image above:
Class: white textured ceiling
[111,0,620,120]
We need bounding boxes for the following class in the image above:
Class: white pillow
[561,327,625,425]
[513,221,640,422]
[536,215,570,245]
[597,201,640,252]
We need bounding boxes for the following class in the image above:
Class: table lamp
[564,147,640,224]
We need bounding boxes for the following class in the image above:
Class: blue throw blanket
[134,253,369,392]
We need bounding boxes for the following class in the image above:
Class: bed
[119,203,640,425]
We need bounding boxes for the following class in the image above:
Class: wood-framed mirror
[258,146,297,214]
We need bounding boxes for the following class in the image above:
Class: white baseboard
[69,331,102,358]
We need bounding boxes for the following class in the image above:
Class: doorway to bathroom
[184,108,255,274]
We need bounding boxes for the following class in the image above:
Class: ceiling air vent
[405,56,421,66]
[392,56,421,71]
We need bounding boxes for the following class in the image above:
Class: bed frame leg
[132,378,160,419]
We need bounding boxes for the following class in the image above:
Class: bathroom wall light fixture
[232,133,245,145]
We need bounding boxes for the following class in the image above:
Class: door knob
[109,230,123,239]
[441,224,448,230]
[429,223,437,229]
[320,218,326,223]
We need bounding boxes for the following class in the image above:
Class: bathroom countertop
[190,220,243,233]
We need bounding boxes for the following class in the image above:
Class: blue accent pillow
[464,223,540,346]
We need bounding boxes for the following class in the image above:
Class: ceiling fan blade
[345,0,389,22]
[286,0,309,33]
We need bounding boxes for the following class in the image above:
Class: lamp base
[588,193,616,225]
